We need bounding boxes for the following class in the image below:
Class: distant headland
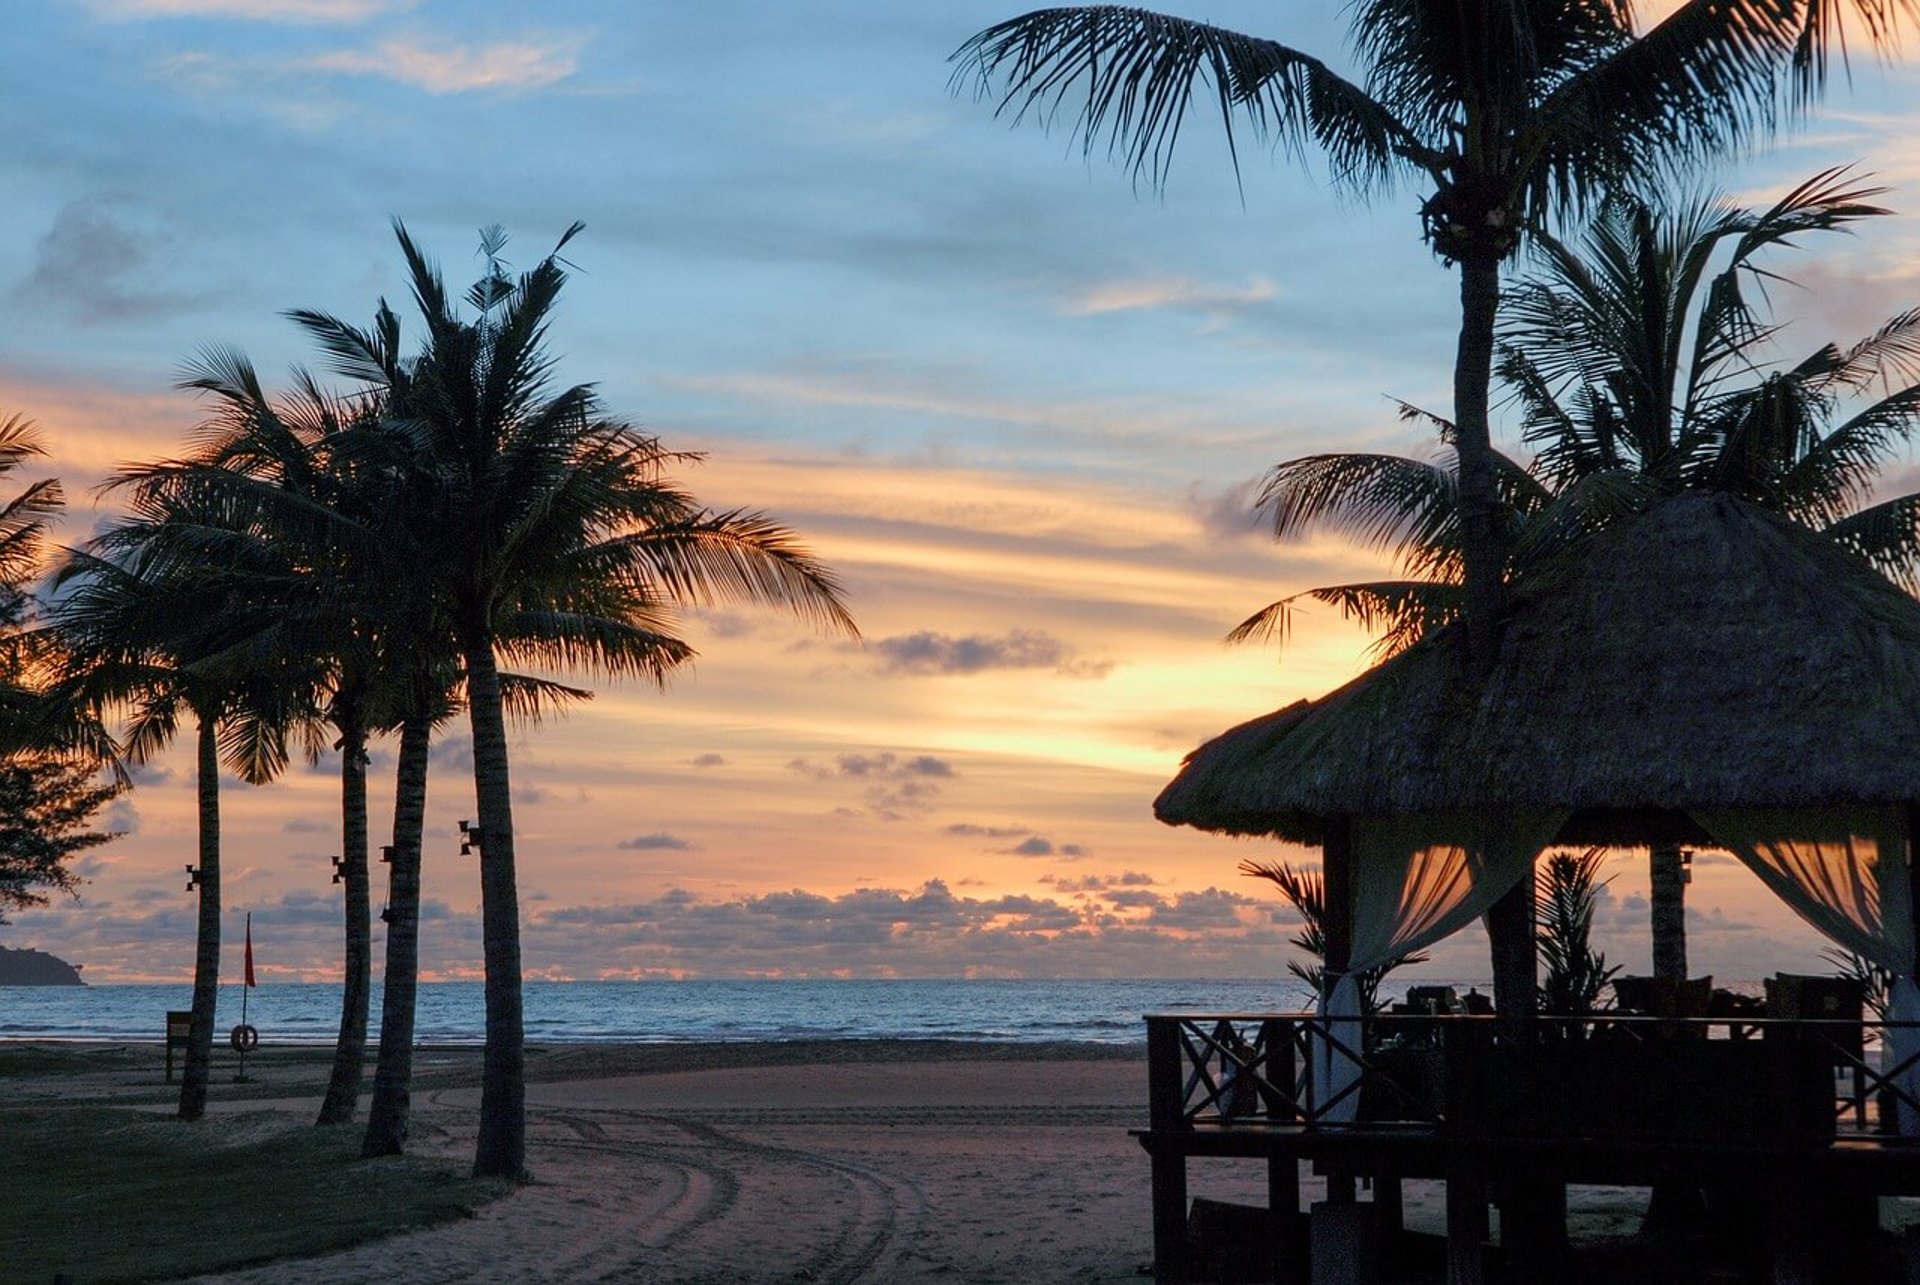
[0,945,85,986]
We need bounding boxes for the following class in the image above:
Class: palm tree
[954,0,1914,676]
[123,328,612,1155]
[156,357,381,1125]
[293,222,860,1179]
[50,529,303,1120]
[1508,170,1920,981]
[1235,170,1920,645]
[1237,171,1920,997]
[103,353,400,1126]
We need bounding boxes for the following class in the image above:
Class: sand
[13,1041,1265,1283]
[8,1040,1680,1283]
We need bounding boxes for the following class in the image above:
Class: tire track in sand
[532,1106,926,1284]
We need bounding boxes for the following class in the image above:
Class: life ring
[229,1023,260,1053]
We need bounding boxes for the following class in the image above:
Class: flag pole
[234,911,255,1083]
[241,912,251,1028]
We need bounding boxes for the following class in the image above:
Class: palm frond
[1228,579,1458,661]
[951,7,1420,193]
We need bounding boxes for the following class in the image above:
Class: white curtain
[1692,805,1920,1134]
[1311,808,1569,1122]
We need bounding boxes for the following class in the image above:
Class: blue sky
[4,0,1920,982]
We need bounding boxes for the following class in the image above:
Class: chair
[1405,984,1460,1015]
[1765,973,1867,1126]
[1611,975,1713,1020]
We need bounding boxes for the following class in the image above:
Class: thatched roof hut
[1155,492,1920,846]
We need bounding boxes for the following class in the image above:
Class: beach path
[191,1053,1283,1284]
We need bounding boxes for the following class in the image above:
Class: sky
[3,0,1920,985]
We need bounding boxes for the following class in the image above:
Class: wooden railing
[1144,1012,1920,1144]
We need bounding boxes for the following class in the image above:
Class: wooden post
[1771,1176,1817,1285]
[1261,1017,1306,1282]
[1445,1168,1489,1285]
[1146,1017,1189,1284]
[1443,1020,1489,1285]
[1270,1156,1303,1284]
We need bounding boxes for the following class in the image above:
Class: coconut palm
[137,354,392,1126]
[49,529,304,1120]
[1501,171,1920,579]
[122,334,621,1155]
[1504,170,1920,979]
[1233,169,1920,648]
[1236,172,1920,1000]
[954,1,1914,678]
[291,222,860,1179]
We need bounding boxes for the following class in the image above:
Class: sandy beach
[24,1039,1887,1282]
[13,1041,1295,1283]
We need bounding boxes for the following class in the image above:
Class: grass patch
[0,1044,146,1077]
[0,1108,508,1284]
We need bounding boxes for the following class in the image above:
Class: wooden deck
[1139,1012,1920,1284]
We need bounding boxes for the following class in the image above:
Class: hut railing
[1144,1012,1920,1142]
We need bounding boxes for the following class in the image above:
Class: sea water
[0,977,1428,1045]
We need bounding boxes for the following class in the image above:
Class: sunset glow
[5,0,1919,985]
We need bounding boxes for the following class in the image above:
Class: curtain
[1692,805,1920,1134]
[1311,808,1569,1122]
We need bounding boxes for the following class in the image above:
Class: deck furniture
[164,1009,191,1083]
[1767,974,1870,1127]
[1611,975,1714,1019]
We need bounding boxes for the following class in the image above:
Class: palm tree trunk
[363,713,431,1157]
[1649,845,1688,980]
[178,712,221,1120]
[1453,253,1508,678]
[317,719,371,1125]
[464,639,526,1180]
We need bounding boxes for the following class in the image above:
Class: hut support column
[1485,875,1535,1024]
[1323,816,1357,1206]
[1445,1168,1488,1285]
[1146,1017,1189,1284]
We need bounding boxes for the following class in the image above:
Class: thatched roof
[1156,492,1920,844]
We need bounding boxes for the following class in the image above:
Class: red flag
[244,912,256,988]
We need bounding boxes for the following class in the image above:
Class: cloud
[616,832,694,852]
[128,763,176,787]
[690,753,727,768]
[1186,476,1273,543]
[946,823,1030,839]
[303,36,579,94]
[870,629,1113,679]
[1044,871,1157,892]
[1060,274,1276,320]
[14,195,209,323]
[81,0,408,19]
[1003,835,1089,859]
[428,736,474,773]
[516,876,1299,978]
[103,799,141,837]
[283,817,330,834]
[1145,888,1261,930]
[787,752,958,820]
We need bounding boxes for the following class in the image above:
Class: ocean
[0,977,1443,1045]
